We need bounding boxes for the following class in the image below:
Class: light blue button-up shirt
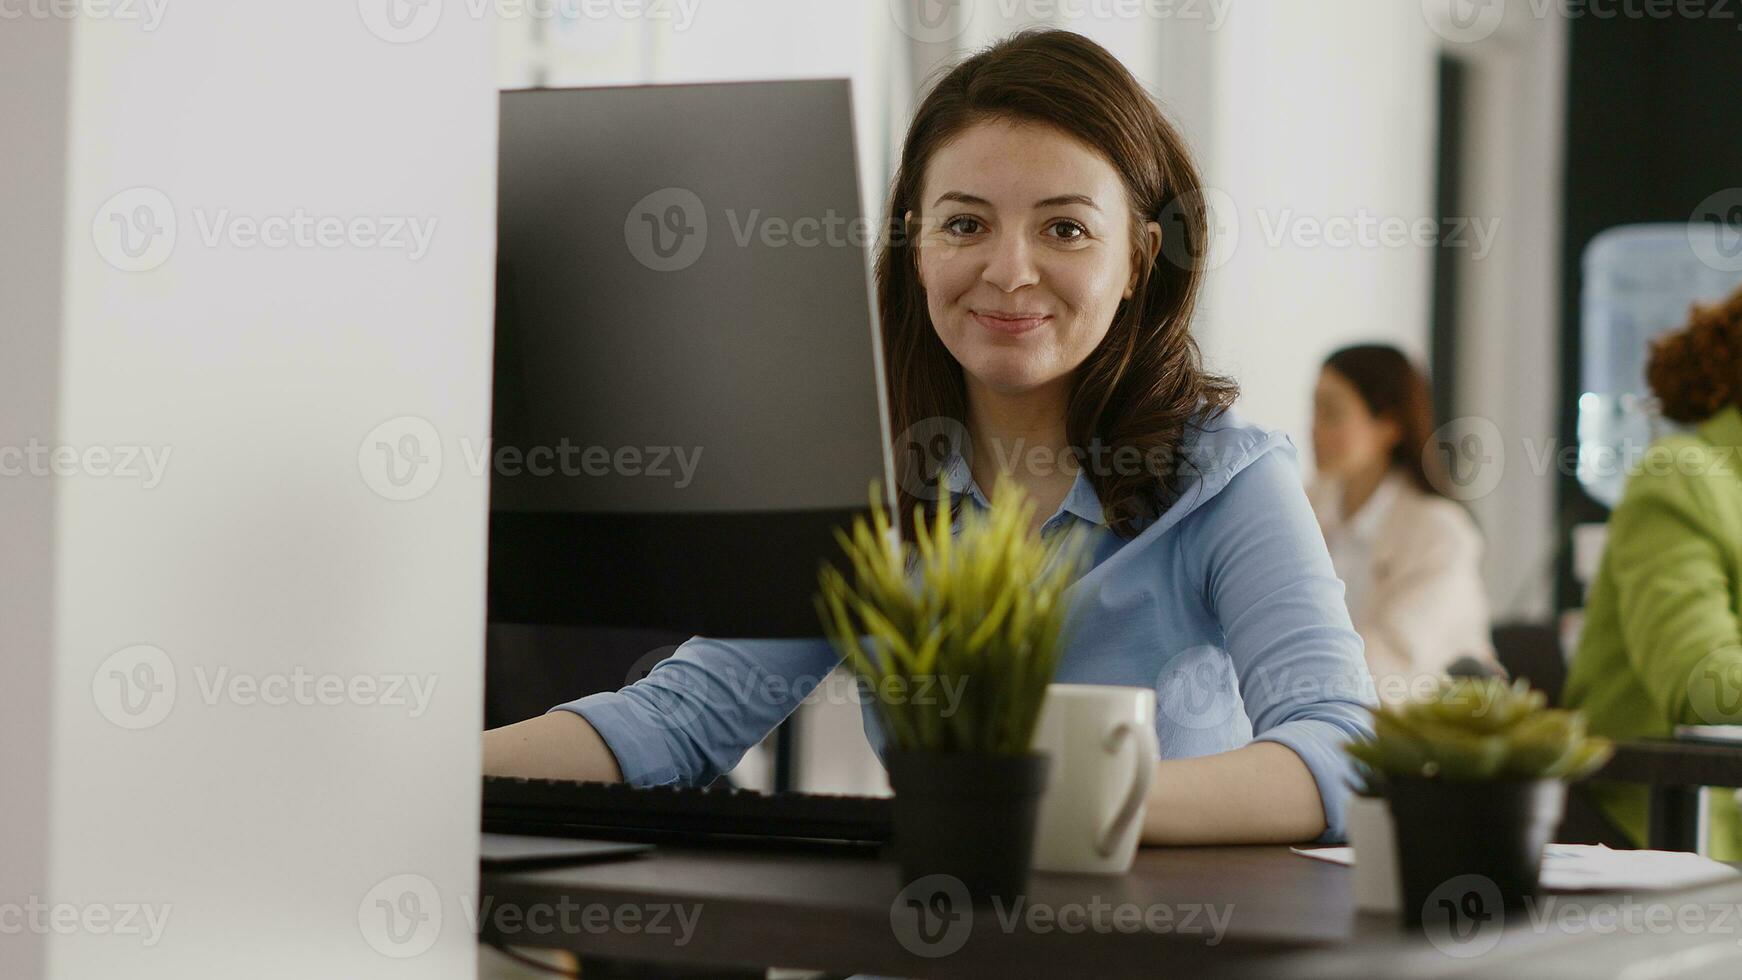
[552,411,1377,843]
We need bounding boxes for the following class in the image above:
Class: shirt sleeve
[1185,440,1378,844]
[548,635,844,786]
[1608,448,1742,724]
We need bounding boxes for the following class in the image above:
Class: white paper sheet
[1291,843,1739,893]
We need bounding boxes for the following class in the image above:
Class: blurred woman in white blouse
[1308,345,1501,702]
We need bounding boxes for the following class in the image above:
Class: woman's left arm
[1141,741,1333,844]
[1141,442,1376,845]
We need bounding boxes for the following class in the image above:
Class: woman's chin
[963,363,1062,396]
[950,346,1061,391]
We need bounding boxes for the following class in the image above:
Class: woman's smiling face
[911,118,1155,397]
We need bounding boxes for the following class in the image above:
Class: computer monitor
[486,80,892,728]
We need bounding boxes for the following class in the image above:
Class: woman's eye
[943,216,984,236]
[1047,220,1088,242]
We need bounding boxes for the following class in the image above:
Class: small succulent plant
[814,478,1089,756]
[1345,677,1614,782]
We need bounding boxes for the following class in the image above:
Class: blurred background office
[486,0,1742,793]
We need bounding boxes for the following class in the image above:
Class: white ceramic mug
[1030,683,1159,874]
[1346,794,1401,912]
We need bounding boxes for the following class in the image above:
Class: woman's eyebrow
[1035,194,1100,211]
[931,191,1103,212]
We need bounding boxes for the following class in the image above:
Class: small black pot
[885,750,1050,903]
[1384,776,1566,927]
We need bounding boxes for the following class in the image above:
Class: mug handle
[1094,720,1156,858]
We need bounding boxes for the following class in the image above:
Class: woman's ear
[1125,219,1163,299]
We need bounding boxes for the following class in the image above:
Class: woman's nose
[980,232,1040,293]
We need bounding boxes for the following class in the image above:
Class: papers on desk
[1674,724,1742,744]
[1291,843,1739,892]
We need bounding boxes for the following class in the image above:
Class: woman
[1564,284,1742,859]
[486,30,1374,845]
[1307,345,1499,701]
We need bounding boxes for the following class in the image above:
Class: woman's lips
[970,311,1051,336]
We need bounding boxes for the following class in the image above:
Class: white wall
[4,7,497,978]
[1182,0,1566,618]
[0,13,72,980]
[1447,8,1568,619]
[1192,0,1441,454]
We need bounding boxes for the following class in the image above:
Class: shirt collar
[1342,471,1405,542]
[940,451,1107,528]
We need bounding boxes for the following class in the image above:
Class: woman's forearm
[1139,741,1326,845]
[483,711,625,783]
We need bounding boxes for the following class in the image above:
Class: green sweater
[1564,405,1742,858]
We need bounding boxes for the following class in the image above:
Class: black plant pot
[885,750,1050,903]
[1385,776,1566,928]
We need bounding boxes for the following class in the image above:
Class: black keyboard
[482,776,894,852]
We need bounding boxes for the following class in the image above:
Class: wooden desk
[478,843,1742,978]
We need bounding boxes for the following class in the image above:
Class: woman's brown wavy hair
[1646,284,1742,424]
[875,29,1237,540]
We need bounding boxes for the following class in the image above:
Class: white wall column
[1,5,497,977]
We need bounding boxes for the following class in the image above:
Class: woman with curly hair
[486,30,1374,845]
[1565,283,1742,857]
